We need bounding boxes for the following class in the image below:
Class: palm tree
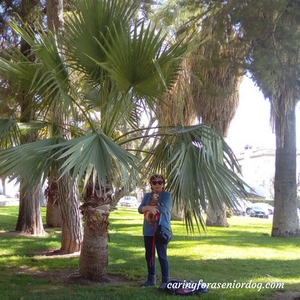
[155,61,197,221]
[44,0,84,252]
[189,15,243,227]
[0,0,248,279]
[240,1,300,237]
[200,0,300,236]
[154,2,243,226]
[0,0,46,236]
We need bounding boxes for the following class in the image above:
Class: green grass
[0,206,300,299]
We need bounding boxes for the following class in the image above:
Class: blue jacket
[138,190,172,236]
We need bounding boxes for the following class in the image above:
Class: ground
[29,249,300,299]
[26,248,134,287]
[268,292,300,300]
[1,231,134,286]
[33,267,133,287]
[2,231,300,299]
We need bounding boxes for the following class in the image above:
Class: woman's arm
[138,193,159,214]
[158,192,172,213]
[141,205,159,214]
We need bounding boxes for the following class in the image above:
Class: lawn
[0,206,299,300]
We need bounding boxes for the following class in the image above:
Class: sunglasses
[151,181,164,185]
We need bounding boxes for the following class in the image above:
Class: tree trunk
[205,198,229,227]
[45,0,82,252]
[79,177,112,279]
[46,200,62,227]
[16,181,45,236]
[14,0,44,237]
[46,0,64,33]
[206,202,229,227]
[45,179,62,227]
[1,177,6,195]
[59,174,83,253]
[271,104,300,237]
[110,186,125,209]
[79,204,110,279]
[171,205,184,221]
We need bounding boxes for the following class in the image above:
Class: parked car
[248,202,274,215]
[250,203,272,219]
[117,196,139,208]
[255,203,274,215]
[232,199,253,216]
[245,202,274,216]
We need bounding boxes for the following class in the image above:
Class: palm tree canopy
[0,0,249,232]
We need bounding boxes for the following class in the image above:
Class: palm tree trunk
[271,102,300,237]
[15,0,44,237]
[59,174,83,253]
[206,202,229,227]
[46,0,64,33]
[157,69,196,221]
[79,204,110,279]
[45,178,62,227]
[1,177,6,195]
[78,177,112,279]
[16,181,45,236]
[46,199,62,227]
[188,16,242,227]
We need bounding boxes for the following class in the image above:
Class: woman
[138,174,172,289]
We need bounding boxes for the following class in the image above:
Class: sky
[226,76,300,153]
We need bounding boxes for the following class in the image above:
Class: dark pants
[144,235,169,277]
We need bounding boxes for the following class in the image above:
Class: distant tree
[201,0,300,236]
[0,0,83,247]
[155,1,243,226]
[190,16,242,227]
[45,0,83,253]
[248,1,300,237]
[14,0,45,235]
[0,177,5,195]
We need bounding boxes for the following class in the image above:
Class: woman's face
[150,177,164,194]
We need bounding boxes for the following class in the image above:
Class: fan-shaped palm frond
[63,0,189,106]
[0,49,38,92]
[82,83,140,136]
[0,118,21,148]
[144,124,248,232]
[63,0,138,82]
[0,137,66,186]
[0,118,49,148]
[0,130,142,194]
[57,131,141,191]
[8,21,81,122]
[94,22,186,98]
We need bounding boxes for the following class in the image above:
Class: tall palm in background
[2,0,46,236]
[236,0,300,237]
[45,0,83,252]
[189,15,242,227]
[154,2,243,226]
[156,62,197,221]
[191,0,300,236]
[0,0,248,279]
